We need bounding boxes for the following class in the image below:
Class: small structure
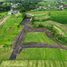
[8,3,20,15]
[59,5,64,10]
[56,2,64,10]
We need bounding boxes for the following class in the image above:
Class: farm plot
[0,14,23,47]
[30,11,67,45]
[31,11,67,34]
[50,11,67,36]
[16,48,67,61]
[0,47,12,63]
[50,11,67,24]
[24,32,56,45]
[29,11,50,21]
[32,21,67,37]
[1,60,67,67]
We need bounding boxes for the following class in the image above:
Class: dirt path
[23,42,67,50]
[0,16,9,26]
[9,17,31,60]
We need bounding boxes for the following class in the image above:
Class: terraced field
[0,47,12,62]
[1,60,67,67]
[24,32,57,45]
[29,11,67,45]
[16,48,67,60]
[0,10,67,67]
[0,13,23,47]
[0,13,24,63]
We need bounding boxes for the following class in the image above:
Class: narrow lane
[9,17,31,60]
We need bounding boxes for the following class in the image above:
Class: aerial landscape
[0,0,67,67]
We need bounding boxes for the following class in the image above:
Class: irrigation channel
[9,16,67,60]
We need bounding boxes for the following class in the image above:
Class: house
[8,3,20,15]
[63,4,67,8]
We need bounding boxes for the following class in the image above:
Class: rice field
[1,60,67,67]
[24,32,56,45]
[0,14,23,47]
[0,47,12,63]
[16,48,67,61]
[30,11,67,45]
[50,11,67,24]
[0,10,67,67]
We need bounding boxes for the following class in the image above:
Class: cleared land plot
[1,60,67,67]
[24,32,56,45]
[16,48,67,61]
